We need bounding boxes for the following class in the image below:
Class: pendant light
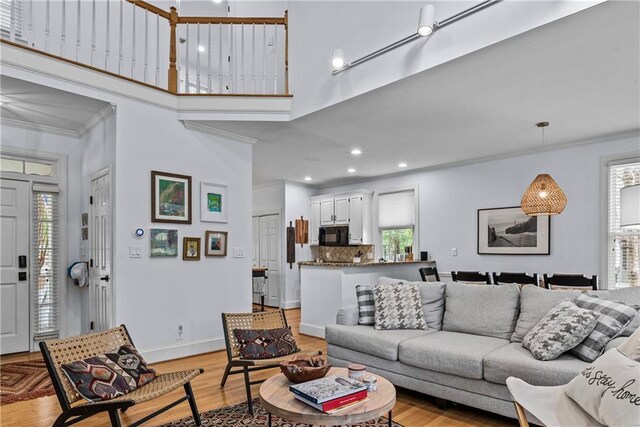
[520,122,567,216]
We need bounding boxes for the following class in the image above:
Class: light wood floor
[0,308,515,427]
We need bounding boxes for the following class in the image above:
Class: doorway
[252,214,281,308]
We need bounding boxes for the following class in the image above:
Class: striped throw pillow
[356,285,375,326]
[571,293,638,362]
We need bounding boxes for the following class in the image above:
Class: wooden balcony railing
[0,0,289,96]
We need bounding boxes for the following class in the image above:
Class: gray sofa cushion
[442,283,520,340]
[511,285,582,342]
[336,305,359,326]
[377,277,445,330]
[398,331,509,379]
[589,287,640,336]
[484,342,588,386]
[324,324,433,361]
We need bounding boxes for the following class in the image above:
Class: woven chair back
[223,310,287,359]
[42,325,132,404]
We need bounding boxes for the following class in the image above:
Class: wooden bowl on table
[279,355,332,383]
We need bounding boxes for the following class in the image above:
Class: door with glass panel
[0,179,30,354]
[89,171,112,332]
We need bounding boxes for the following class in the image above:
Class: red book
[294,389,368,412]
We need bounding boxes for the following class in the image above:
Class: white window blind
[33,184,60,340]
[0,0,23,40]
[608,161,640,289]
[378,190,415,229]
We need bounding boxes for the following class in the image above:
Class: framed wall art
[183,237,201,261]
[200,182,228,223]
[477,206,550,255]
[151,171,192,224]
[150,229,178,257]
[205,231,228,257]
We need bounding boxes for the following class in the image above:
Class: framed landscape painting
[201,182,228,223]
[150,229,178,257]
[151,171,192,224]
[205,231,228,257]
[477,206,550,255]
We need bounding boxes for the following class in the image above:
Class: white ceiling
[0,76,110,135]
[206,1,640,187]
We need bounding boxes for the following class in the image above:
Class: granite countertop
[298,260,435,267]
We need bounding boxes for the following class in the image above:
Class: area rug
[0,361,55,405]
[160,398,402,426]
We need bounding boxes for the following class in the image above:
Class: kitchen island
[298,260,436,338]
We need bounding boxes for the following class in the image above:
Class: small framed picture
[200,182,228,223]
[151,171,192,224]
[478,206,550,255]
[150,229,178,257]
[183,237,201,260]
[205,231,228,257]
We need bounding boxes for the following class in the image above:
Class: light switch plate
[233,247,246,258]
[129,246,142,258]
[451,248,457,256]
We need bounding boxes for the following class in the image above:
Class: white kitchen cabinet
[309,200,320,245]
[348,195,363,244]
[334,196,350,225]
[319,198,335,225]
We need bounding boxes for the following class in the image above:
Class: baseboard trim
[282,300,301,309]
[140,336,226,363]
[299,322,325,338]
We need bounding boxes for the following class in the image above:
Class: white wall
[320,134,640,285]
[253,182,284,216]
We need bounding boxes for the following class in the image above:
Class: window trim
[600,152,640,289]
[374,184,419,260]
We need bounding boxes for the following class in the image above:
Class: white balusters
[207,24,212,94]
[273,24,278,94]
[9,0,15,41]
[240,24,245,94]
[155,13,160,86]
[144,11,149,83]
[118,0,123,74]
[45,0,50,51]
[262,23,266,94]
[251,23,256,94]
[196,23,201,93]
[131,1,136,78]
[105,0,110,70]
[28,0,33,40]
[185,23,190,92]
[229,24,233,94]
[218,24,223,93]
[91,0,96,65]
[61,0,66,56]
[76,0,81,61]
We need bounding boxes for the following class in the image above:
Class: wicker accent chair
[40,325,204,427]
[220,309,322,414]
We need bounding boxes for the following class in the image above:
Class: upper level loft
[0,0,292,121]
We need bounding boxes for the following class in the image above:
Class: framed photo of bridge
[477,206,550,255]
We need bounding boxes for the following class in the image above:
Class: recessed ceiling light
[350,148,362,155]
[212,0,223,3]
[198,45,206,53]
[398,162,408,168]
[304,176,312,181]
[347,168,356,173]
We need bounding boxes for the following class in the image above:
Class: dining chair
[419,266,440,282]
[451,271,491,284]
[492,272,539,286]
[543,274,598,290]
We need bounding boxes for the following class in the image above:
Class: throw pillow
[355,285,375,326]
[571,293,638,362]
[233,327,298,359]
[617,326,640,362]
[373,283,426,330]
[61,345,156,402]
[522,300,598,361]
[377,277,445,330]
[564,349,640,426]
[588,287,640,336]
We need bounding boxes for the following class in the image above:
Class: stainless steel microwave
[319,226,349,246]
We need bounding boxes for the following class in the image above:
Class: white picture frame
[200,182,228,223]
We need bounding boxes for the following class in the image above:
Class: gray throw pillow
[571,293,638,362]
[377,277,445,330]
[373,283,426,330]
[588,287,640,336]
[511,285,582,342]
[523,300,598,361]
[355,285,375,326]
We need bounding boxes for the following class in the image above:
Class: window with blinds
[378,189,415,261]
[0,0,23,40]
[608,161,640,289]
[33,184,60,340]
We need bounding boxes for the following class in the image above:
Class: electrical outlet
[129,246,142,258]
[451,248,458,256]
[267,36,273,46]
[233,247,246,258]
[176,324,184,340]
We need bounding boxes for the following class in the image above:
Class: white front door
[89,171,112,332]
[0,179,30,354]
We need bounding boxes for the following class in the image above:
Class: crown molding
[77,104,116,136]
[181,121,257,145]
[0,116,79,137]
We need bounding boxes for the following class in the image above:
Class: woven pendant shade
[521,173,567,216]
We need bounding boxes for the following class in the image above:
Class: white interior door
[252,216,259,268]
[0,179,30,354]
[89,171,112,332]
[265,215,280,307]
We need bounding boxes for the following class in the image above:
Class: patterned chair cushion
[373,283,427,330]
[233,327,298,359]
[523,300,598,361]
[61,345,156,402]
[356,285,375,326]
[570,293,638,362]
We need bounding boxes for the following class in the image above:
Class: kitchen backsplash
[311,245,375,263]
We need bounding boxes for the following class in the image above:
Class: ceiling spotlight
[332,49,345,71]
[398,162,408,168]
[418,4,435,36]
[212,0,223,3]
[347,168,356,173]
[304,176,312,181]
[198,45,205,53]
[350,148,362,155]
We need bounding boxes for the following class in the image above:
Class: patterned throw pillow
[571,293,638,362]
[523,300,598,361]
[356,285,375,326]
[373,283,427,330]
[233,327,298,359]
[61,345,156,402]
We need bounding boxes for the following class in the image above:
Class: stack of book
[289,375,368,413]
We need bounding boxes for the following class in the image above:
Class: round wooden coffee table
[259,367,396,427]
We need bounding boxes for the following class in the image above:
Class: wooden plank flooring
[0,309,515,426]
